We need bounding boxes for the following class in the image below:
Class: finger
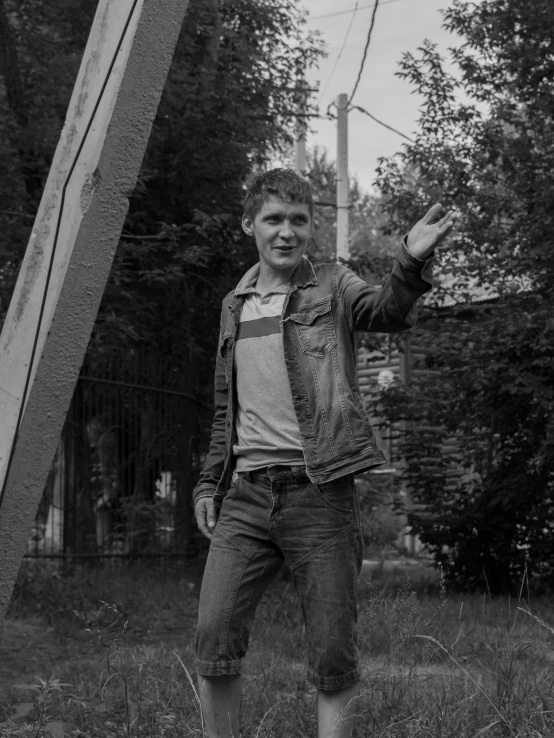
[195,506,213,540]
[436,219,456,239]
[437,210,457,228]
[422,203,443,224]
[434,222,458,250]
[198,517,213,540]
[199,522,213,540]
[206,500,217,531]
[435,237,458,251]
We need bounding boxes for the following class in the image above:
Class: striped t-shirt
[233,280,304,472]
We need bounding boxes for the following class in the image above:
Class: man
[193,169,456,738]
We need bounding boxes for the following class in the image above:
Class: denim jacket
[193,239,433,506]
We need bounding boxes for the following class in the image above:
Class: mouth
[274,244,296,252]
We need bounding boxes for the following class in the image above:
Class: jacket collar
[234,257,318,297]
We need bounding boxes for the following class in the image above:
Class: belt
[239,464,309,483]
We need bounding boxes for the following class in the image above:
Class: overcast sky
[297,0,463,192]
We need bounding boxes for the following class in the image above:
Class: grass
[1,560,554,737]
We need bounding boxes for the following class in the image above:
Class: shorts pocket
[311,474,355,515]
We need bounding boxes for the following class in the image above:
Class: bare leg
[317,682,360,738]
[197,674,243,738]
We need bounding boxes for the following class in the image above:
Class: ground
[1,559,554,737]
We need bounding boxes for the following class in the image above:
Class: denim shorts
[195,465,364,690]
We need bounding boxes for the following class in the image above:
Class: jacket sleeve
[192,303,230,506]
[338,237,434,332]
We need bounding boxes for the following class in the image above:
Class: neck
[256,264,296,295]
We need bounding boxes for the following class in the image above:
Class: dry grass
[1,560,554,737]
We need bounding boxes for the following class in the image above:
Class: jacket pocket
[290,296,337,358]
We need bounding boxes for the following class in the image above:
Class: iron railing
[25,347,203,564]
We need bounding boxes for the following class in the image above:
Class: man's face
[242,194,312,276]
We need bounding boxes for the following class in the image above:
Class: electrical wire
[348,0,380,106]
[0,0,140,511]
[317,1,360,105]
[351,104,415,142]
[313,0,414,141]
[308,0,404,22]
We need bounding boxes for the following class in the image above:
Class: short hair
[242,168,314,221]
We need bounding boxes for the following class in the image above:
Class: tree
[374,0,554,592]
[0,0,99,316]
[304,146,398,280]
[0,0,325,555]
[0,0,325,393]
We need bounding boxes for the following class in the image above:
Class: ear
[242,213,254,237]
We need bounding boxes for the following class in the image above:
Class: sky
[298,0,463,192]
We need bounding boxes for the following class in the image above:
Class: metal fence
[25,347,202,564]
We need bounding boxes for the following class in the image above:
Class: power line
[348,0,380,105]
[350,104,414,142]
[318,1,360,105]
[308,0,413,146]
[308,0,404,22]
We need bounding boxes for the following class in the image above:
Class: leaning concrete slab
[0,0,190,634]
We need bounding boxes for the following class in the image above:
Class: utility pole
[336,92,349,261]
[0,0,190,635]
[295,125,307,178]
[295,82,308,178]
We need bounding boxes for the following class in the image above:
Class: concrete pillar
[336,92,349,262]
[295,130,307,178]
[0,0,190,633]
[294,82,308,178]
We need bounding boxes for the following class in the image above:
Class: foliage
[0,676,70,738]
[378,310,554,594]
[374,0,554,592]
[356,472,406,557]
[0,0,325,399]
[0,0,98,314]
[304,146,398,279]
[96,0,324,367]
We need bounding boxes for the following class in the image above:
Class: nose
[279,220,294,239]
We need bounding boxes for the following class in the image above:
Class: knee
[195,609,246,670]
[195,612,218,651]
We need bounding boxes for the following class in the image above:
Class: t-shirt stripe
[237,316,281,341]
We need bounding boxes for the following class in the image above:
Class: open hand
[407,203,458,260]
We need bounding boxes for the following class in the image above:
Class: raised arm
[339,203,457,332]
[406,203,457,259]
